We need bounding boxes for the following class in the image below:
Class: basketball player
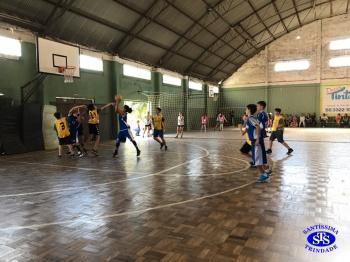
[244,104,269,182]
[143,111,152,137]
[76,108,88,155]
[152,107,167,150]
[256,101,272,174]
[113,96,141,157]
[175,112,184,138]
[86,102,114,156]
[201,113,208,132]
[53,112,74,157]
[266,108,294,155]
[67,106,84,156]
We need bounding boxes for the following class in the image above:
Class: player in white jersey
[175,112,185,138]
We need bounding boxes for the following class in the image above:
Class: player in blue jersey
[113,95,141,157]
[256,101,272,175]
[243,104,270,182]
[67,105,85,157]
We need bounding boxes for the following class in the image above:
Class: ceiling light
[0,93,4,96]
[296,36,301,40]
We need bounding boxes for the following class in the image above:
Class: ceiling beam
[0,11,44,32]
[157,0,226,66]
[201,0,258,50]
[271,0,288,33]
[347,0,350,13]
[209,0,338,80]
[292,0,301,26]
[113,0,161,53]
[113,0,238,68]
[161,0,245,62]
[41,0,231,76]
[246,0,275,40]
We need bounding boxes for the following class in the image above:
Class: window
[329,56,350,67]
[123,64,151,80]
[189,81,202,91]
[208,85,219,93]
[0,35,21,58]
[274,59,310,72]
[0,92,4,96]
[162,74,182,86]
[80,54,103,71]
[329,38,350,50]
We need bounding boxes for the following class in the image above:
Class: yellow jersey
[272,115,283,131]
[153,114,164,130]
[55,117,70,138]
[245,133,252,146]
[88,109,99,124]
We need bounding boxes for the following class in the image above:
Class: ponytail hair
[124,105,133,113]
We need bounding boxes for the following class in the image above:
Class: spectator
[305,113,312,127]
[336,113,342,127]
[342,113,349,127]
[320,113,328,127]
[311,113,317,127]
[299,113,306,127]
[290,115,298,128]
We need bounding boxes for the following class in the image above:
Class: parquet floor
[0,128,350,261]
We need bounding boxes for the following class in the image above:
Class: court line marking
[0,143,210,198]
[0,155,250,198]
[0,180,256,231]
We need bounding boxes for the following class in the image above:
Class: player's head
[275,108,282,115]
[179,112,183,116]
[156,107,161,114]
[257,101,266,111]
[246,104,257,116]
[87,104,95,111]
[242,114,248,121]
[123,105,132,114]
[54,112,61,119]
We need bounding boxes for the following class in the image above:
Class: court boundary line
[0,180,255,231]
[0,155,250,198]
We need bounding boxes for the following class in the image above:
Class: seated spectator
[320,113,328,127]
[290,115,298,128]
[311,113,317,127]
[341,113,349,127]
[305,113,312,127]
[336,113,342,127]
[299,113,306,127]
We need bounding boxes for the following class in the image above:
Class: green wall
[222,83,320,116]
[0,40,207,138]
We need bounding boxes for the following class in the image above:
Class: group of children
[54,96,294,183]
[54,95,168,158]
[240,101,294,182]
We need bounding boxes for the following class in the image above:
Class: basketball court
[1,0,350,261]
[0,129,349,261]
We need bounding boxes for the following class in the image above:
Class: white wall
[224,14,350,88]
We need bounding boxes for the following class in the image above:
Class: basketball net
[58,66,76,83]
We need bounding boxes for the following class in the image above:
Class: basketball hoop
[213,93,219,102]
[58,66,76,83]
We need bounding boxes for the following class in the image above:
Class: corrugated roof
[0,0,348,82]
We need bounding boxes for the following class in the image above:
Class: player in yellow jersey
[85,103,114,156]
[152,107,167,150]
[54,112,74,157]
[266,108,293,155]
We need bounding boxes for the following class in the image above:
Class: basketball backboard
[37,37,80,77]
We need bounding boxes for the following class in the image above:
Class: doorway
[123,100,150,134]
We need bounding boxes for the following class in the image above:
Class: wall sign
[321,85,350,115]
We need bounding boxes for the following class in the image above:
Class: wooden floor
[0,128,350,261]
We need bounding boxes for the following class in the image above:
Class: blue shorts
[117,129,134,143]
[70,129,78,143]
[153,129,164,138]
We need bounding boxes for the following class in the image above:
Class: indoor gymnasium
[0,0,350,261]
